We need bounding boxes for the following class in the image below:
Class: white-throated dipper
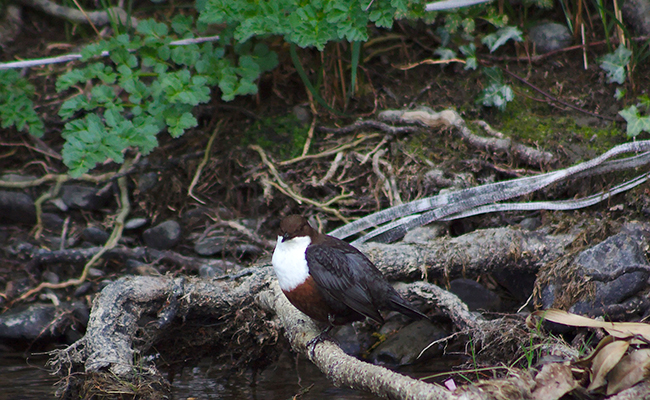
[272,215,427,327]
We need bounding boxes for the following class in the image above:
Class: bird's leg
[306,316,338,356]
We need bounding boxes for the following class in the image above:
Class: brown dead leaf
[532,362,578,400]
[529,310,650,343]
[606,348,650,395]
[586,339,629,392]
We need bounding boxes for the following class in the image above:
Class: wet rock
[333,325,373,357]
[235,244,263,257]
[0,190,36,224]
[540,223,650,319]
[73,282,93,297]
[125,217,148,230]
[622,0,650,35]
[194,233,227,256]
[529,22,572,53]
[82,226,110,245]
[0,302,88,345]
[367,320,448,366]
[143,220,182,250]
[41,213,65,230]
[449,278,501,312]
[569,225,650,316]
[42,271,60,284]
[137,172,159,193]
[60,184,112,210]
[181,206,223,228]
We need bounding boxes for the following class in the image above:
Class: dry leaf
[532,362,578,400]
[529,309,650,343]
[606,348,650,395]
[586,340,629,392]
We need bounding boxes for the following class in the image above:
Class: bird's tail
[389,297,429,321]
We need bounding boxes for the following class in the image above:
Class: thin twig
[71,0,100,36]
[17,160,132,302]
[188,120,223,204]
[314,151,345,186]
[301,117,317,157]
[278,134,380,166]
[33,175,66,239]
[249,145,352,223]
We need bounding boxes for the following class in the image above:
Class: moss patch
[240,113,308,159]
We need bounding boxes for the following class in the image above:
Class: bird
[271,215,428,328]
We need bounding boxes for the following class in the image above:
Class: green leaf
[460,44,477,70]
[482,26,523,53]
[166,110,197,137]
[619,105,650,137]
[56,69,88,92]
[599,44,632,84]
[477,82,514,111]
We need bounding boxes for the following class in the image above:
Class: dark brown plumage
[272,215,427,326]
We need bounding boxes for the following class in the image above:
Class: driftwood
[47,223,650,399]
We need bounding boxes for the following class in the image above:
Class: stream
[1,352,452,399]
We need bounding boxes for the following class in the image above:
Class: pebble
[529,22,572,53]
[60,184,112,210]
[125,218,149,230]
[143,220,182,249]
[0,191,36,224]
[82,226,110,245]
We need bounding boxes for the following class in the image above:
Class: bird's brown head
[279,215,316,241]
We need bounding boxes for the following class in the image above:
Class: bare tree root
[360,226,577,282]
[257,284,457,400]
[378,108,555,167]
[49,270,274,399]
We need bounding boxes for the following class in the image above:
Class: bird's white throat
[272,235,311,291]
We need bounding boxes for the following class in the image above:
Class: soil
[1,3,650,399]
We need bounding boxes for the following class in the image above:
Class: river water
[0,351,418,399]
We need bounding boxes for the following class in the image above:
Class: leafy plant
[199,0,428,51]
[618,96,650,137]
[476,67,514,111]
[599,44,632,85]
[56,16,277,176]
[0,70,44,137]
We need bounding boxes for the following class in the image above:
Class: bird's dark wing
[305,244,383,324]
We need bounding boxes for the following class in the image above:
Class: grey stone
[82,226,110,245]
[143,220,182,249]
[41,213,65,230]
[0,190,36,224]
[530,22,572,53]
[539,222,650,318]
[125,218,149,230]
[194,234,227,256]
[137,172,159,193]
[0,302,88,343]
[60,184,112,210]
